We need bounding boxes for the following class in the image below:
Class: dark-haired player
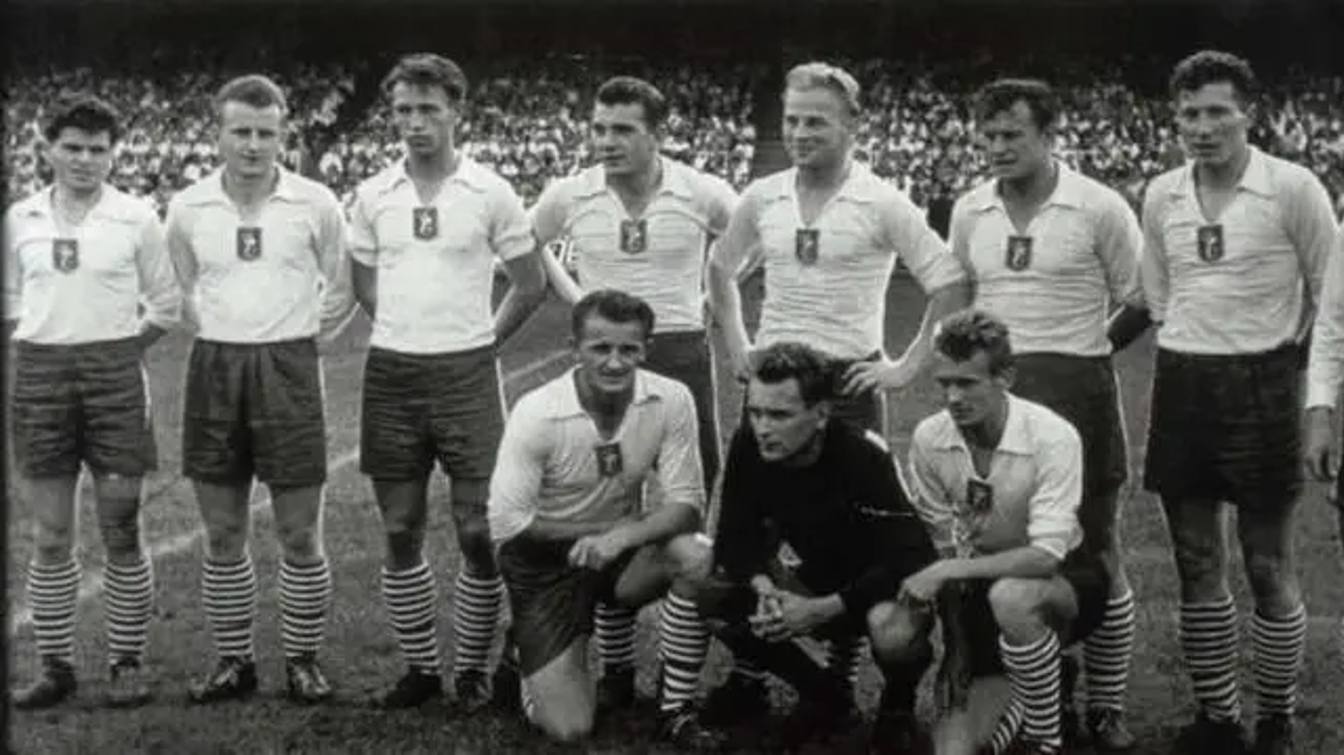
[907,310,1108,755]
[531,74,738,708]
[1141,50,1337,754]
[487,289,721,750]
[167,74,355,705]
[949,77,1146,750]
[349,53,547,709]
[5,93,180,709]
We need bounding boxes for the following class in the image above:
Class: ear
[814,399,832,429]
[995,365,1015,392]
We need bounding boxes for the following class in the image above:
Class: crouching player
[905,310,1110,755]
[694,341,940,754]
[486,290,723,749]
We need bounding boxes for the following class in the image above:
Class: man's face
[390,82,458,158]
[782,86,853,171]
[1174,81,1249,170]
[932,350,1010,429]
[746,377,828,463]
[217,101,284,181]
[978,100,1053,182]
[47,127,114,193]
[573,313,648,398]
[591,101,659,177]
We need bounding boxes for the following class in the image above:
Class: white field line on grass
[9,349,570,636]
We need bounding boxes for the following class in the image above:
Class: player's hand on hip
[1302,406,1337,482]
[841,357,913,396]
[732,346,757,385]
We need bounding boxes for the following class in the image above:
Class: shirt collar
[184,166,302,206]
[379,155,490,196]
[972,160,1085,214]
[1169,145,1273,200]
[573,157,696,202]
[544,367,668,420]
[768,158,883,204]
[931,394,1033,455]
[20,184,121,221]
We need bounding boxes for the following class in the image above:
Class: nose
[602,351,626,372]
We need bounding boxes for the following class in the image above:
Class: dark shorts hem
[359,344,504,481]
[1143,345,1302,503]
[498,536,636,676]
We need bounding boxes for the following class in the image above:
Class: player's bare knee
[99,518,142,563]
[1244,551,1298,607]
[988,578,1046,633]
[536,706,594,743]
[33,523,75,565]
[867,601,930,663]
[455,523,497,576]
[665,533,713,583]
[94,472,142,502]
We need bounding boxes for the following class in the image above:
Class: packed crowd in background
[5,55,1344,216]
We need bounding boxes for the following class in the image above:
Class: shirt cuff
[1028,538,1069,562]
[1305,380,1338,409]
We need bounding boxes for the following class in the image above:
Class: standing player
[707,61,968,435]
[530,75,737,707]
[487,290,721,749]
[167,75,354,704]
[1304,224,1344,656]
[5,94,180,709]
[348,53,547,710]
[905,310,1109,755]
[949,78,1145,750]
[1141,51,1338,754]
[697,341,938,754]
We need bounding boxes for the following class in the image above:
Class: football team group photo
[4,0,1343,753]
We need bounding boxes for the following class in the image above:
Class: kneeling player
[487,290,722,749]
[696,341,939,754]
[904,311,1109,755]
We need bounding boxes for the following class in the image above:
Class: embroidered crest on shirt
[950,479,995,558]
[595,442,624,477]
[619,219,648,255]
[795,228,819,266]
[1005,236,1033,271]
[413,207,439,240]
[236,227,262,261]
[51,239,79,273]
[1197,224,1224,263]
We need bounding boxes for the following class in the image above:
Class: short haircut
[571,289,656,341]
[974,78,1059,132]
[43,93,121,144]
[783,61,861,118]
[382,53,469,104]
[1169,50,1257,104]
[594,76,668,129]
[750,341,832,407]
[934,309,1014,377]
[214,74,289,118]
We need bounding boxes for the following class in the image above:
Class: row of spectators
[5,56,1344,216]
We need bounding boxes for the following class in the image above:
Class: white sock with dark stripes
[658,590,709,713]
[595,602,638,676]
[825,635,865,696]
[1000,629,1063,748]
[452,572,502,677]
[202,555,258,660]
[29,559,81,665]
[1084,588,1135,713]
[989,699,1024,754]
[104,557,153,666]
[382,561,441,676]
[1178,596,1241,722]
[280,558,332,659]
[1252,604,1307,719]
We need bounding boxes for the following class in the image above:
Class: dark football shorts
[497,535,638,676]
[646,329,720,493]
[359,343,505,482]
[1012,353,1128,552]
[182,338,327,488]
[11,337,156,478]
[1143,344,1301,506]
[957,548,1110,678]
